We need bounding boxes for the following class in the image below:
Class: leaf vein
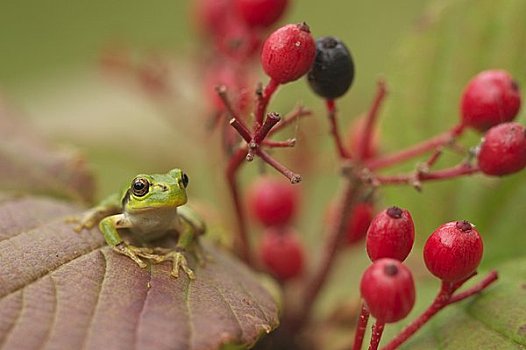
[80,250,107,350]
[40,275,58,350]
[0,290,24,348]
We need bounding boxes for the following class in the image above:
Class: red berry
[326,202,374,244]
[460,70,521,132]
[260,227,304,281]
[360,258,416,323]
[235,0,289,28]
[247,176,299,226]
[366,206,415,262]
[477,122,526,176]
[261,23,316,84]
[424,221,483,282]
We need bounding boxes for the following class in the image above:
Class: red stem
[365,124,465,171]
[326,99,352,159]
[268,105,311,136]
[226,147,252,265]
[352,303,370,350]
[449,270,498,304]
[254,112,281,144]
[357,80,387,161]
[382,271,497,350]
[374,163,479,187]
[369,321,385,350]
[290,178,360,329]
[229,118,252,142]
[262,138,296,148]
[256,79,280,125]
[381,282,454,350]
[257,149,302,184]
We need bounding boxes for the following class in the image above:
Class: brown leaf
[0,196,279,350]
[0,99,95,203]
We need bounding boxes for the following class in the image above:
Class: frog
[73,168,205,279]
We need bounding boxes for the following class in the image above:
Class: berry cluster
[355,207,495,350]
[189,4,520,347]
[105,1,525,348]
[247,176,304,280]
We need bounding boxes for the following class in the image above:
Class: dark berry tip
[384,263,399,276]
[386,206,403,219]
[297,22,311,33]
[456,220,473,232]
[321,36,338,49]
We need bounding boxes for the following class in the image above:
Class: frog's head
[124,168,189,211]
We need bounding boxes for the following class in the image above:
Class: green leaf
[0,196,279,350]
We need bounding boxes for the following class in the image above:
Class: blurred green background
[2,1,526,348]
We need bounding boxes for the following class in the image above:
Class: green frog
[74,168,205,279]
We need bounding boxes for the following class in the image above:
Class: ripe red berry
[307,36,355,99]
[366,206,415,262]
[247,176,299,227]
[460,70,521,132]
[261,23,316,84]
[360,258,416,323]
[477,122,526,176]
[424,221,483,282]
[235,0,288,28]
[259,227,304,281]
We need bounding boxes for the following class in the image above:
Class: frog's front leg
[69,193,122,232]
[137,222,199,279]
[99,214,149,269]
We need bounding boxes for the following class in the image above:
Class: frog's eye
[181,173,189,188]
[131,177,149,197]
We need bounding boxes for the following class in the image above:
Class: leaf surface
[0,196,279,350]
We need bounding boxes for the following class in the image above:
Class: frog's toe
[114,244,148,269]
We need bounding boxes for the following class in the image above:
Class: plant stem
[226,147,252,265]
[256,79,280,125]
[352,303,370,350]
[326,99,352,159]
[268,105,311,136]
[257,149,302,184]
[449,270,498,304]
[381,281,454,350]
[369,321,385,350]
[365,124,465,171]
[374,163,479,187]
[357,80,387,161]
[291,176,361,329]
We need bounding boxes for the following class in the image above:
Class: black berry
[307,36,355,99]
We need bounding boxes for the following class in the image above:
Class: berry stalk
[352,304,370,350]
[365,124,465,171]
[369,321,385,350]
[255,79,280,125]
[291,176,361,329]
[357,80,387,161]
[226,147,252,265]
[326,99,352,159]
[382,271,498,350]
